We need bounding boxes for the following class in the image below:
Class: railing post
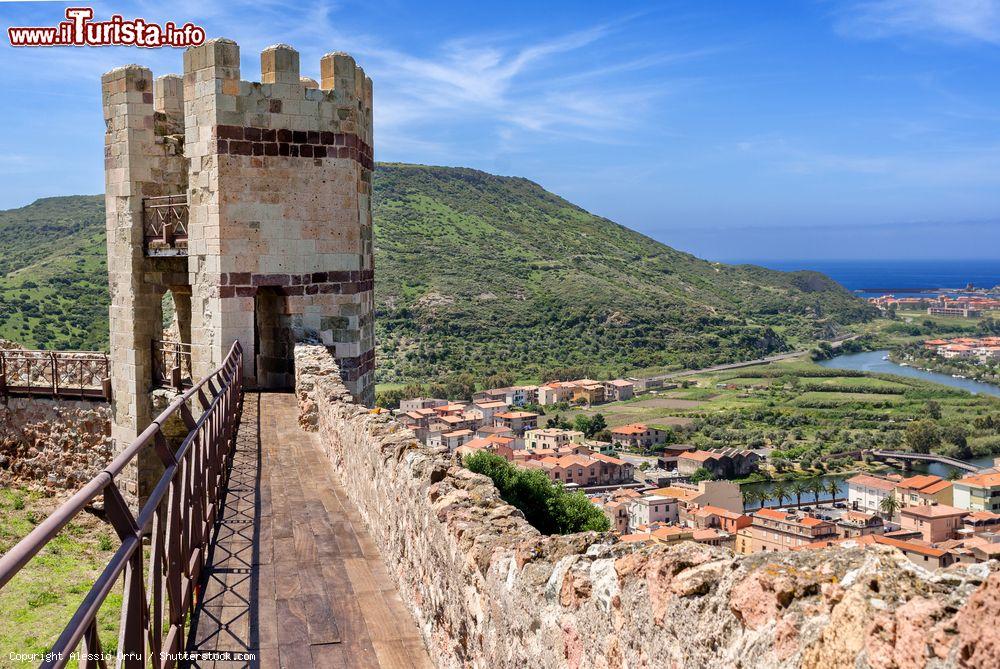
[0,351,6,398]
[172,344,182,390]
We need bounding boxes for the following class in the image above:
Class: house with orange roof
[796,534,958,568]
[952,472,1000,513]
[493,411,539,436]
[691,505,751,534]
[537,382,576,406]
[895,474,953,507]
[650,480,744,516]
[749,508,837,553]
[900,504,968,543]
[941,343,975,358]
[531,450,633,487]
[609,423,670,450]
[470,399,510,425]
[455,436,516,462]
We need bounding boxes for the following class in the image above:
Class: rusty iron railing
[142,194,189,256]
[152,339,193,390]
[0,349,110,400]
[0,341,243,669]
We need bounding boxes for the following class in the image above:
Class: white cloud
[836,0,1000,44]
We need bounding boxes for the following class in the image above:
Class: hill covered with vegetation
[0,165,876,380]
[0,195,107,350]
[373,164,875,382]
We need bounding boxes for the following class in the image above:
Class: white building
[627,495,678,531]
[846,474,896,514]
[471,400,509,426]
[524,428,584,450]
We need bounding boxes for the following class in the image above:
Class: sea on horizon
[730,259,1000,296]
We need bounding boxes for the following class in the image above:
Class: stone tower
[102,39,374,498]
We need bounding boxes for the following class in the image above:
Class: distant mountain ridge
[0,165,876,380]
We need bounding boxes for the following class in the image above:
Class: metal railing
[0,341,243,669]
[142,195,189,256]
[0,349,110,399]
[152,340,193,390]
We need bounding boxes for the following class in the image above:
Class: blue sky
[2,0,999,260]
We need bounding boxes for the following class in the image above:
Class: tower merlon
[261,44,300,85]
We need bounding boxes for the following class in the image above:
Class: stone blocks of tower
[102,64,190,506]
[180,39,375,403]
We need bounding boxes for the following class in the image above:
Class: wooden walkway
[185,392,432,668]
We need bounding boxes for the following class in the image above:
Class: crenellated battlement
[177,39,374,150]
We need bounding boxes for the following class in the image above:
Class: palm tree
[879,494,900,520]
[741,488,755,512]
[807,478,824,504]
[791,480,807,507]
[826,480,840,503]
[771,483,788,508]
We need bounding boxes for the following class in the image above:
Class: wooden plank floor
[185,392,433,669]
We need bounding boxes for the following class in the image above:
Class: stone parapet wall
[0,398,112,491]
[294,343,1000,668]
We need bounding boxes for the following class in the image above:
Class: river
[742,349,1000,508]
[817,349,1000,399]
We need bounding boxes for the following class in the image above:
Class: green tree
[464,452,610,534]
[588,414,607,437]
[689,467,715,483]
[771,482,788,507]
[790,480,807,507]
[806,478,824,504]
[879,494,900,520]
[905,421,941,454]
[925,400,942,420]
[573,415,592,436]
[825,480,840,502]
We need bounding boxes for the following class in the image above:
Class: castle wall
[294,342,1000,669]
[0,398,111,491]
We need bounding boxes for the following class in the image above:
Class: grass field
[0,487,122,659]
[551,356,1000,473]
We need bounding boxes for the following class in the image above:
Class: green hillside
[373,164,874,381]
[0,196,107,350]
[0,165,876,380]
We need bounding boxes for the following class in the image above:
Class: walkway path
[185,392,432,669]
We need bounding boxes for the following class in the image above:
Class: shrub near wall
[294,343,1000,669]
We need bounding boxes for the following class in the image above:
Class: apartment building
[609,423,670,449]
[846,473,897,515]
[952,473,1000,513]
[749,509,838,552]
[493,411,539,436]
[627,494,679,530]
[900,505,969,543]
[524,428,584,450]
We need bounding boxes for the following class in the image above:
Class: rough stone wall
[294,343,1000,669]
[0,398,112,491]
